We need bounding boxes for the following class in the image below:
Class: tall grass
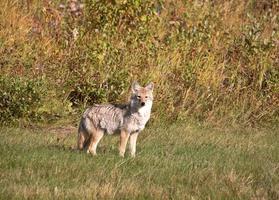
[0,0,278,126]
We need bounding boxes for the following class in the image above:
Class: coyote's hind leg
[77,129,89,150]
[87,128,104,155]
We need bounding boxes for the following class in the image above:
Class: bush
[0,76,45,124]
[0,0,278,126]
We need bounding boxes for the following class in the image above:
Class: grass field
[0,123,278,199]
[0,1,278,199]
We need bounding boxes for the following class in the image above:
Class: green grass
[0,123,278,199]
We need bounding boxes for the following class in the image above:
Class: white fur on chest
[138,103,152,120]
[126,102,152,133]
[137,102,152,128]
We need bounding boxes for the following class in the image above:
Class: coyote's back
[77,81,154,157]
[79,104,127,136]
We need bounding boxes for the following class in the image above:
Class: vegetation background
[0,0,278,199]
[0,0,278,127]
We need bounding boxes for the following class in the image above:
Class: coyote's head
[130,81,154,110]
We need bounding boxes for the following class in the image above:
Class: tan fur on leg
[130,132,139,157]
[77,132,85,150]
[119,130,130,157]
[77,131,89,150]
[87,129,104,155]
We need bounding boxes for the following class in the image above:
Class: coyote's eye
[145,96,148,98]
[137,95,141,99]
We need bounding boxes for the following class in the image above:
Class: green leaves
[0,76,45,124]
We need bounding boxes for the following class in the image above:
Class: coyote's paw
[87,149,97,156]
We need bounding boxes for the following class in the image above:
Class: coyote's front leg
[130,132,139,157]
[119,130,130,157]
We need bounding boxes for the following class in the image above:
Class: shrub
[0,76,46,124]
[0,0,278,126]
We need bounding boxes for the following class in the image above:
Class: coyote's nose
[141,102,145,106]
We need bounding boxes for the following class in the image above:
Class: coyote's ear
[132,81,141,93]
[145,82,154,91]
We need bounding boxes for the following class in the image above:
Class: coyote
[77,81,154,157]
